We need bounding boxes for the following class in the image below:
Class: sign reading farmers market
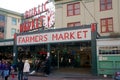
[17,28,91,45]
[20,0,55,32]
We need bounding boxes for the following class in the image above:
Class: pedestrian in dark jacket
[17,59,24,80]
[0,60,3,77]
[44,56,51,76]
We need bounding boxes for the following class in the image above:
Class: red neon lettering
[24,1,48,18]
[44,1,48,11]
[36,18,39,29]
[70,32,75,39]
[77,31,82,39]
[52,34,58,41]
[24,11,29,18]
[27,21,31,30]
[64,33,69,39]
[43,34,48,41]
[20,24,23,32]
[21,37,26,43]
[34,36,39,42]
[37,5,41,14]
[29,36,34,42]
[83,30,88,38]
[31,19,35,30]
[24,22,27,32]
[25,37,29,42]
[18,37,22,43]
[38,17,43,28]
[58,34,64,40]
[39,35,44,41]
[34,7,37,15]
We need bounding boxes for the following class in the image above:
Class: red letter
[83,30,88,38]
[34,7,37,15]
[31,19,35,30]
[20,24,23,32]
[77,31,82,39]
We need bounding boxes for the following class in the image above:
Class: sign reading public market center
[20,0,55,32]
[17,28,91,45]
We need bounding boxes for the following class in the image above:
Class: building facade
[0,8,22,39]
[55,0,120,37]
[54,0,120,75]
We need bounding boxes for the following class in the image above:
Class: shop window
[12,17,17,25]
[67,2,80,16]
[100,0,112,11]
[99,46,120,55]
[100,17,113,33]
[67,22,81,27]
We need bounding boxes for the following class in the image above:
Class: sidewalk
[28,70,114,80]
[0,70,114,80]
[0,72,114,80]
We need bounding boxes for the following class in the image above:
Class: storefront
[0,39,14,61]
[97,38,120,75]
[13,24,98,75]
[11,0,98,75]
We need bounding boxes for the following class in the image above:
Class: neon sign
[20,0,55,32]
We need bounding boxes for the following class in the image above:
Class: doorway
[50,41,92,74]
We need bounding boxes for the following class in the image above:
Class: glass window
[12,17,17,25]
[100,17,113,33]
[67,2,80,16]
[99,46,120,55]
[11,28,16,36]
[100,0,112,11]
[0,15,5,22]
[67,22,80,27]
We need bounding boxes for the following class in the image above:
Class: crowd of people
[0,56,51,80]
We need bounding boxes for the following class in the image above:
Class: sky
[0,0,46,13]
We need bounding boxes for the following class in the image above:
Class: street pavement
[0,76,114,80]
[0,72,114,80]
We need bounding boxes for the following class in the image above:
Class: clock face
[43,1,55,28]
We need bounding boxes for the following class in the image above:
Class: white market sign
[17,28,91,45]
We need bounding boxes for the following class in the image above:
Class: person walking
[23,60,30,80]
[17,59,24,80]
[44,56,51,76]
[0,60,3,77]
[3,60,11,80]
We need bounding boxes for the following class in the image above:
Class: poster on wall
[0,14,5,39]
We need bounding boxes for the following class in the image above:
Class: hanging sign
[17,28,91,45]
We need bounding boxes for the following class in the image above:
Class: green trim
[91,26,98,75]
[0,39,14,42]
